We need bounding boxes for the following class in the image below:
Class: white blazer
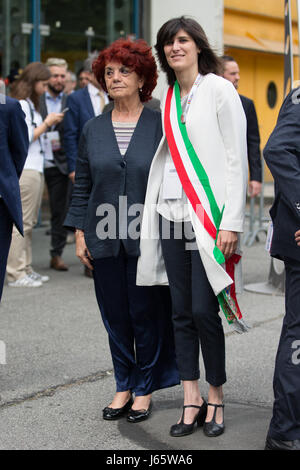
[137,73,248,296]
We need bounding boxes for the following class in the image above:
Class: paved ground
[0,199,285,451]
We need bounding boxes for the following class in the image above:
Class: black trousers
[0,200,13,300]
[44,167,71,258]
[268,256,300,441]
[159,219,226,386]
[92,246,180,396]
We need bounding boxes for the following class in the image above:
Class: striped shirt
[113,121,136,156]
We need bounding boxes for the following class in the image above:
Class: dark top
[239,94,262,182]
[64,106,163,259]
[0,95,28,234]
[264,87,300,262]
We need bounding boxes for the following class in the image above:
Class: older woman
[137,17,248,438]
[65,39,179,423]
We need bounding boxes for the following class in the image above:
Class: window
[0,0,135,79]
[41,0,134,73]
[267,81,277,109]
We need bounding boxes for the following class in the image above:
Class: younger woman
[7,62,63,287]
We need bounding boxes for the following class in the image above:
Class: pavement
[0,198,286,451]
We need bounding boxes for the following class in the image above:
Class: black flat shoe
[127,401,152,423]
[102,397,133,421]
[170,401,208,437]
[265,437,300,450]
[203,403,225,437]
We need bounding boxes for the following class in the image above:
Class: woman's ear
[138,76,145,89]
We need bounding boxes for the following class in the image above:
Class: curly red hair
[93,38,158,103]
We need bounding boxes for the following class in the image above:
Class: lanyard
[26,99,44,156]
[180,73,203,124]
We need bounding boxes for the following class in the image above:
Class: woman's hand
[34,112,65,141]
[216,230,238,260]
[45,112,64,127]
[75,230,93,270]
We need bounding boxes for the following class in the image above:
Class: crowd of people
[0,16,299,451]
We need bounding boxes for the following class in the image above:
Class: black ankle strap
[207,403,224,408]
[183,404,202,409]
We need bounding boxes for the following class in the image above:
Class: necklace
[180,73,203,124]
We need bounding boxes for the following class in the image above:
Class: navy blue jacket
[64,107,163,259]
[64,87,95,174]
[264,87,300,262]
[0,95,29,233]
[240,94,262,182]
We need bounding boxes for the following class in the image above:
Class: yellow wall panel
[224,1,300,182]
[224,9,299,44]
[224,0,298,19]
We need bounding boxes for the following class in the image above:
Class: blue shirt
[45,91,63,114]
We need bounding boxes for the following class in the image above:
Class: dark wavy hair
[93,38,158,103]
[155,16,221,86]
[10,62,50,110]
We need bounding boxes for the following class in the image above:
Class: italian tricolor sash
[164,81,248,333]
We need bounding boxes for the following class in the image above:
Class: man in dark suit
[42,58,70,271]
[0,93,29,300]
[263,87,300,450]
[64,54,109,277]
[221,56,262,197]
[64,54,109,185]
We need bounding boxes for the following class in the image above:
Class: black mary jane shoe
[102,397,133,421]
[127,401,152,423]
[203,403,225,437]
[170,401,208,437]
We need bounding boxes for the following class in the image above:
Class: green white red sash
[164,80,248,332]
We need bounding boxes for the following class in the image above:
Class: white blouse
[20,99,44,173]
[157,95,190,222]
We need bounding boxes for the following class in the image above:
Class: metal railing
[243,162,269,247]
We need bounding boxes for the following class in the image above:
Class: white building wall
[149,0,224,99]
